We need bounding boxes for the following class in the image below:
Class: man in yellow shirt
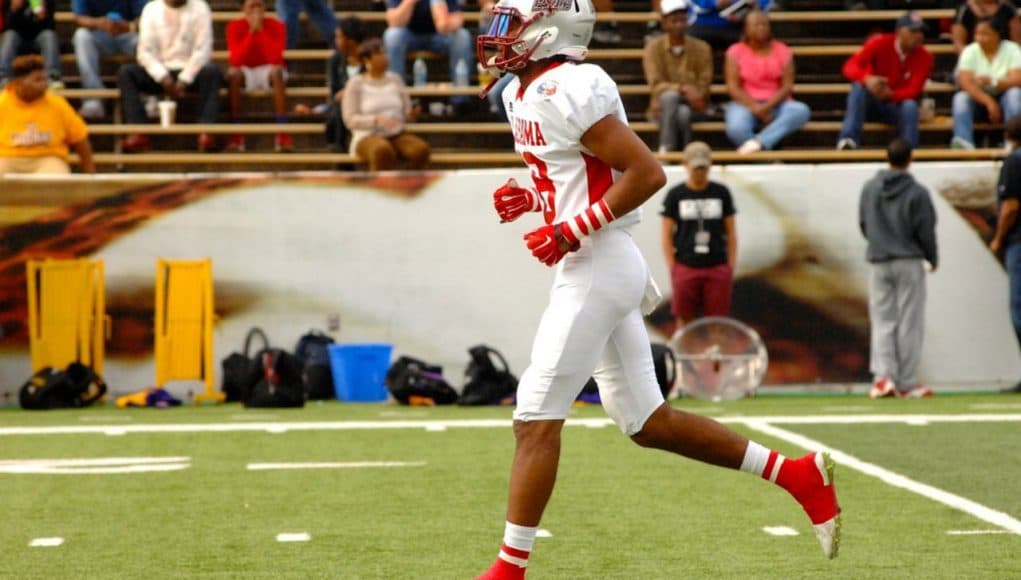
[0,55,95,174]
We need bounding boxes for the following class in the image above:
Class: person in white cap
[643,0,713,153]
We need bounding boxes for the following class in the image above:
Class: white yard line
[247,461,425,470]
[744,420,1021,535]
[29,537,64,547]
[762,526,800,536]
[276,533,311,542]
[945,530,1012,535]
[2,414,1020,437]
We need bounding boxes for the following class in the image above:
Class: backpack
[294,330,336,400]
[221,327,269,403]
[458,345,517,406]
[243,348,306,408]
[385,356,459,405]
[19,362,107,410]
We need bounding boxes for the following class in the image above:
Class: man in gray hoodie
[859,138,938,399]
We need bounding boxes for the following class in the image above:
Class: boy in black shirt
[660,141,737,329]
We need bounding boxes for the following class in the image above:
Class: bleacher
[37,1,1004,170]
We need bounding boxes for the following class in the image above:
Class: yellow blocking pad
[154,258,222,404]
[26,258,107,375]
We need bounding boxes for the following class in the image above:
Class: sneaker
[197,133,217,153]
[225,134,246,153]
[836,138,857,151]
[780,452,842,559]
[275,133,294,153]
[737,139,763,155]
[48,79,64,91]
[121,134,150,153]
[902,385,933,398]
[869,376,897,399]
[78,99,105,120]
[951,136,975,150]
[658,145,668,155]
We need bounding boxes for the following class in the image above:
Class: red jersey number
[522,152,556,224]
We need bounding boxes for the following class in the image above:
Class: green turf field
[2,395,1019,579]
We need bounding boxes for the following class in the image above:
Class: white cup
[157,100,177,128]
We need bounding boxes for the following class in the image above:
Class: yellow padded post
[26,258,106,374]
[154,258,222,404]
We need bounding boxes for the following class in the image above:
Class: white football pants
[514,227,665,435]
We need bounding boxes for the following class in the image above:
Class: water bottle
[413,57,428,87]
[454,59,469,88]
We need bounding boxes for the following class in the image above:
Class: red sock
[476,544,528,580]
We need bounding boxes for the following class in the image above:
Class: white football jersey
[501,62,641,230]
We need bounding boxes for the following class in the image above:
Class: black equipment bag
[385,356,459,405]
[244,348,306,408]
[19,362,107,410]
[221,327,269,403]
[294,330,336,400]
[458,345,517,406]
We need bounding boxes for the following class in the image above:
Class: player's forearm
[602,159,667,219]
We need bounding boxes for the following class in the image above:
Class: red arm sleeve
[266,18,286,66]
[843,35,880,83]
[226,20,250,68]
[891,50,933,102]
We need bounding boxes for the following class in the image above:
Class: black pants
[117,63,223,124]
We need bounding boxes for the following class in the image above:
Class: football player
[476,2,842,577]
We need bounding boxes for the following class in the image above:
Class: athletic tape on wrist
[562,199,615,244]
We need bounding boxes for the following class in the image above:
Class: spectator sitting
[724,10,809,155]
[952,0,1020,55]
[343,38,430,171]
[0,0,60,88]
[117,0,222,153]
[383,0,473,110]
[71,0,146,120]
[276,0,336,50]
[226,0,291,153]
[951,18,1021,149]
[0,55,95,174]
[325,15,365,151]
[688,0,771,51]
[837,12,933,150]
[643,0,712,153]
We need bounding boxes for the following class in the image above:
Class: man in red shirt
[837,11,933,150]
[225,0,291,152]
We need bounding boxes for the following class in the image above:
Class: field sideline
[2,395,1019,579]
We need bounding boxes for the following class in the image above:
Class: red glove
[493,178,542,223]
[524,223,578,267]
[523,199,616,267]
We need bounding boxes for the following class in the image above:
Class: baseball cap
[661,0,688,15]
[895,11,927,32]
[684,141,712,168]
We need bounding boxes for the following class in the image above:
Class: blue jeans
[383,26,474,105]
[724,99,810,149]
[839,82,919,147]
[73,28,137,90]
[952,88,1021,146]
[276,0,338,49]
[1008,243,1021,353]
[0,29,61,84]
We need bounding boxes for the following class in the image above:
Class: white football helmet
[476,0,596,75]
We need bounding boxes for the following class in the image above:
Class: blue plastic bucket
[328,343,393,402]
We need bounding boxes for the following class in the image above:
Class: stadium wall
[0,163,1016,402]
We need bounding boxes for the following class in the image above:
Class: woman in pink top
[723,11,810,154]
